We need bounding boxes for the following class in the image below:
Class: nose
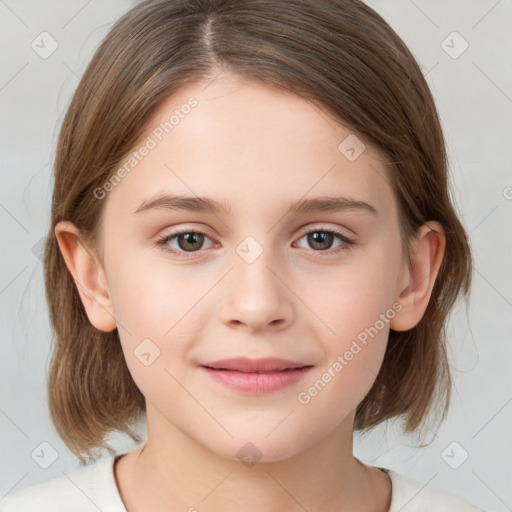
[218,252,294,333]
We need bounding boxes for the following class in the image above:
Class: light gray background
[1,1,511,510]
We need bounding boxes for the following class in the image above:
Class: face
[95,74,407,462]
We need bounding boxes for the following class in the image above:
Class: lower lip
[199,366,313,394]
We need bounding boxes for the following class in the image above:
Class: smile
[199,361,313,394]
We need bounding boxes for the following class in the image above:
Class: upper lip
[200,357,312,373]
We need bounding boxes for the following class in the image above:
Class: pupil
[175,232,334,252]
[179,232,204,251]
[308,232,332,250]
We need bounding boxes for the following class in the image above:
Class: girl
[0,0,484,510]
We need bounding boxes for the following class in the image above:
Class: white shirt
[0,454,484,511]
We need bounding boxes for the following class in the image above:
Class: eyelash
[155,227,356,259]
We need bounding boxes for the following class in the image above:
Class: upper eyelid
[158,225,356,260]
[297,222,353,236]
[160,223,354,245]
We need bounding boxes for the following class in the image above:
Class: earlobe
[54,221,117,332]
[390,222,446,332]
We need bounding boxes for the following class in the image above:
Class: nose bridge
[232,232,284,298]
[218,232,294,330]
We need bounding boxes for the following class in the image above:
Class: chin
[202,431,312,465]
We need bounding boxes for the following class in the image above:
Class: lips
[199,358,314,394]
[200,357,311,373]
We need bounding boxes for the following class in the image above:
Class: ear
[390,221,446,332]
[54,221,117,332]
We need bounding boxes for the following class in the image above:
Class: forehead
[104,74,395,219]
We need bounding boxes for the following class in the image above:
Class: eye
[156,226,355,258]
[156,229,216,257]
[294,227,355,255]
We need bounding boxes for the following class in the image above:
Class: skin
[55,73,445,512]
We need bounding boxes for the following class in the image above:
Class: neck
[114,408,391,512]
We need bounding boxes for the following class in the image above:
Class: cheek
[295,331,387,437]
[106,259,199,391]
[298,245,401,402]
[295,265,396,423]
[306,247,401,345]
[107,250,195,336]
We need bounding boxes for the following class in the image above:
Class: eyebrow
[133,193,378,216]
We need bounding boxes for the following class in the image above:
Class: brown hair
[44,0,472,464]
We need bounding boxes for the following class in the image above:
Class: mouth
[198,357,314,394]
[199,357,312,373]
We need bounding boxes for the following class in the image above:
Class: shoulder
[383,468,485,512]
[0,455,126,512]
